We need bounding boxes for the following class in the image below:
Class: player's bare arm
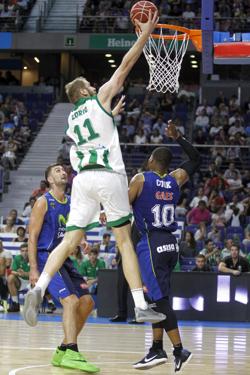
[128,173,145,204]
[166,120,201,187]
[28,196,47,286]
[98,11,159,109]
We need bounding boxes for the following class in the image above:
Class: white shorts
[66,170,132,231]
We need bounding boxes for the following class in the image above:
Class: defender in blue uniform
[26,164,99,373]
[129,121,201,372]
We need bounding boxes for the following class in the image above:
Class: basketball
[130,1,158,26]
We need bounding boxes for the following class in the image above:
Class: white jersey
[66,96,126,175]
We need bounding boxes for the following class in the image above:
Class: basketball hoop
[137,24,202,93]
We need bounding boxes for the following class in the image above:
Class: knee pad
[152,297,178,332]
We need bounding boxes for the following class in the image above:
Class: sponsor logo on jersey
[156,179,172,188]
[157,243,179,253]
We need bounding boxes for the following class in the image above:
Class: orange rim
[151,24,202,52]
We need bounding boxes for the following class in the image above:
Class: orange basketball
[130,1,158,25]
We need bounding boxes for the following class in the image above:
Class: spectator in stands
[7,243,30,312]
[218,244,250,275]
[228,120,245,137]
[2,139,17,169]
[204,173,229,195]
[2,116,15,137]
[0,254,8,311]
[0,215,16,233]
[243,224,250,247]
[194,109,209,131]
[81,247,106,294]
[5,209,24,225]
[207,223,222,243]
[199,240,220,266]
[175,197,188,219]
[13,226,27,243]
[208,188,226,213]
[150,129,163,144]
[99,233,113,253]
[224,163,242,190]
[179,231,196,257]
[214,91,228,107]
[192,254,211,272]
[182,4,195,19]
[0,239,12,269]
[31,180,48,198]
[225,202,244,227]
[152,116,167,136]
[22,196,36,218]
[134,128,147,145]
[187,200,211,225]
[189,187,208,208]
[0,239,12,310]
[196,99,213,117]
[194,222,207,241]
[70,246,85,274]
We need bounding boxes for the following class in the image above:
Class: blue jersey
[132,172,180,234]
[37,191,70,252]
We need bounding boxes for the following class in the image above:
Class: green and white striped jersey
[66,95,126,175]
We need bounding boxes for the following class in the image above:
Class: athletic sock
[35,272,52,297]
[131,288,148,310]
[58,344,67,352]
[173,343,183,356]
[67,343,79,352]
[12,296,18,303]
[152,340,163,351]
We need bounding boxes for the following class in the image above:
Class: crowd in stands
[80,0,250,32]
[0,0,36,31]
[0,90,54,197]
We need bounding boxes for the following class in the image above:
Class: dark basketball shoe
[7,302,20,312]
[174,349,192,372]
[133,349,167,370]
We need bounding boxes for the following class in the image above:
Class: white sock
[12,296,18,303]
[131,288,148,310]
[36,272,51,297]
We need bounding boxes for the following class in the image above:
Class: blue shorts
[37,252,89,301]
[136,231,178,302]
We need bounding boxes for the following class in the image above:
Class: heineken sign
[89,34,137,50]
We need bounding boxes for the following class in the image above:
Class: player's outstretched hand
[134,10,159,36]
[165,120,179,140]
[112,95,126,116]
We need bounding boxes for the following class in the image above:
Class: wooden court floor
[1,316,250,375]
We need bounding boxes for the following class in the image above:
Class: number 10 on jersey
[151,204,175,228]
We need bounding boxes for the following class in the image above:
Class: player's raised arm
[98,11,159,107]
[166,120,201,187]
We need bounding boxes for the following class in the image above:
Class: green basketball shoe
[51,348,65,367]
[60,349,100,373]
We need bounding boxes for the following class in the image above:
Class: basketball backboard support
[201,0,214,75]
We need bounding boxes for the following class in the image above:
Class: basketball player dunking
[129,120,201,372]
[23,12,166,326]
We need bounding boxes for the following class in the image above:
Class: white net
[138,26,190,93]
